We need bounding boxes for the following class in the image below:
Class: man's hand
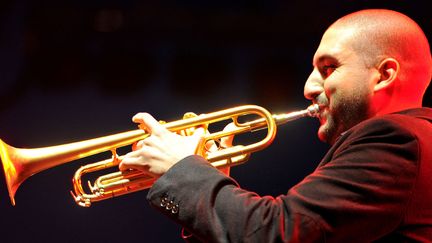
[119,112,206,177]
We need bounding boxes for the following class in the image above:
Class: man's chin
[317,122,337,144]
[317,125,329,143]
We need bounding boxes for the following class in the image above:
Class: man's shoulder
[331,107,432,152]
[350,107,432,136]
[381,107,432,125]
[317,108,430,179]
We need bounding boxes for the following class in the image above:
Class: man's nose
[304,71,324,101]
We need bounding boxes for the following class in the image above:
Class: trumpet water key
[0,104,319,207]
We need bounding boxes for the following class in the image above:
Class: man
[120,9,432,242]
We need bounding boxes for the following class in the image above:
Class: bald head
[331,9,432,101]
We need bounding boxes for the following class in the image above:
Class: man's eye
[322,65,336,77]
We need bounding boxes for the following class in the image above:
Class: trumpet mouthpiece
[307,104,320,117]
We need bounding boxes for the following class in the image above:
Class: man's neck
[373,100,422,117]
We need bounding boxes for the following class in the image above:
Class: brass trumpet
[0,104,319,207]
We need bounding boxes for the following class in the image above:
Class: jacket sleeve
[146,116,420,243]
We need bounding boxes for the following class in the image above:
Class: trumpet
[0,104,319,207]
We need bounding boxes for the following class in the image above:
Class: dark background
[0,1,430,242]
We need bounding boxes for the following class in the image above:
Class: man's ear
[374,58,399,92]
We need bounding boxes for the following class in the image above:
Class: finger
[180,125,206,136]
[220,122,236,148]
[123,149,142,159]
[188,127,207,155]
[132,140,145,151]
[220,135,234,148]
[205,139,218,152]
[192,126,206,137]
[132,112,166,135]
[119,157,146,171]
[141,136,168,152]
[120,145,162,169]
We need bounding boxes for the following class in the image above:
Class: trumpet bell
[0,140,19,205]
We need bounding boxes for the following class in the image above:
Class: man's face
[304,26,379,144]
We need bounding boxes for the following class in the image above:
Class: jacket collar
[392,107,432,122]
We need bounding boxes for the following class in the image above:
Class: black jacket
[147,108,432,242]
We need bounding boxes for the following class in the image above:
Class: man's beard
[317,92,371,144]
